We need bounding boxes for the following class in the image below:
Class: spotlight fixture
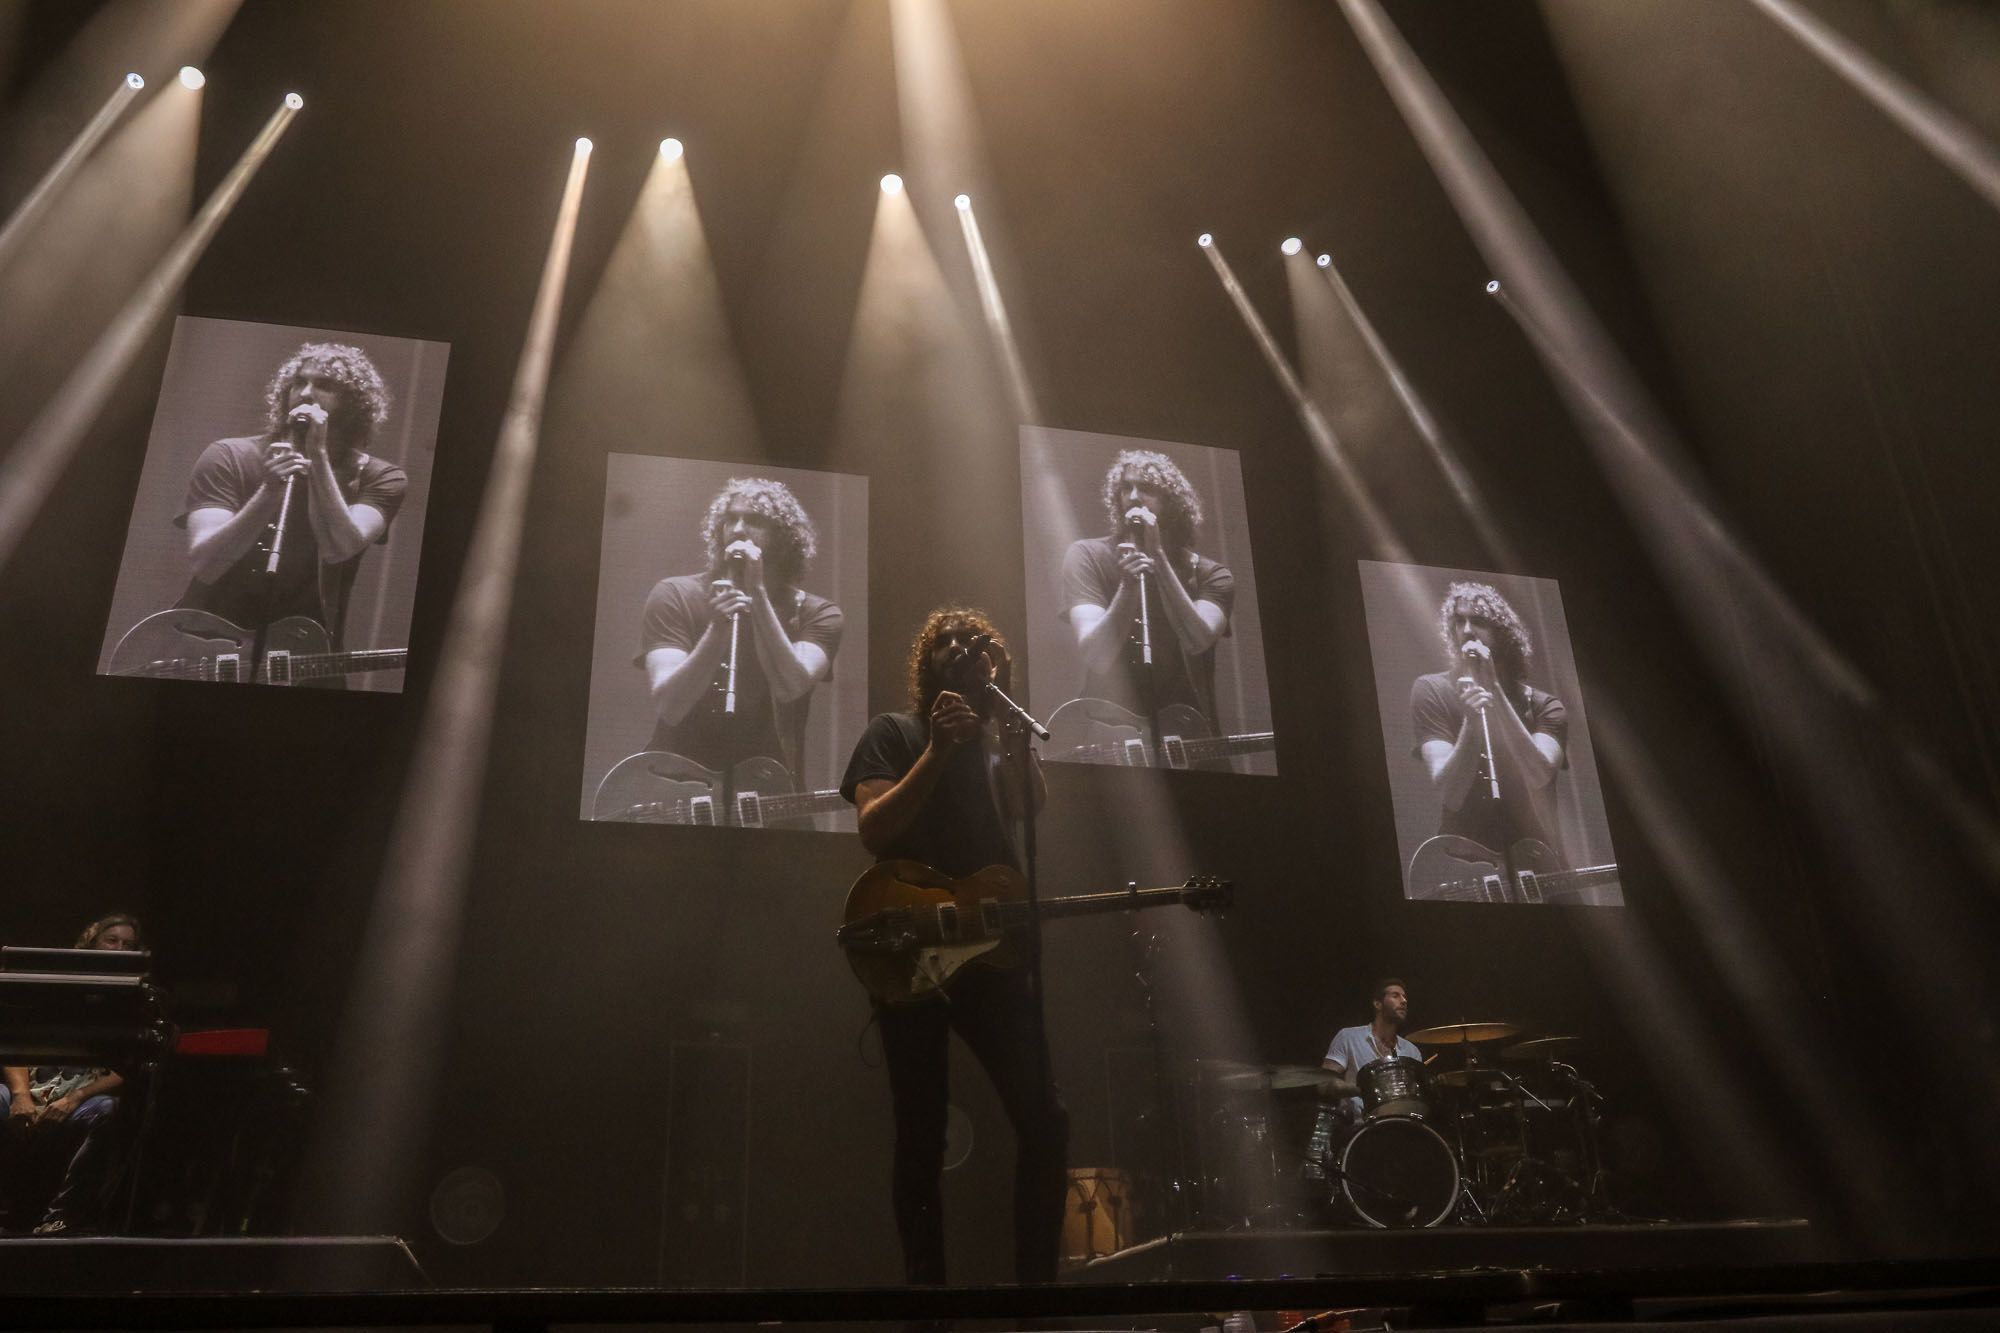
[1484,279,1501,295]
[660,137,684,161]
[575,137,594,154]
[1281,237,1303,256]
[880,173,904,195]
[178,66,205,90]
[1316,253,1331,268]
[125,72,145,91]
[953,193,971,211]
[1197,233,1213,248]
[284,92,304,109]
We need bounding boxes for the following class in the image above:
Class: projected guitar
[1044,697,1276,770]
[1405,834,1621,905]
[591,750,847,829]
[838,860,1233,1004]
[106,609,407,685]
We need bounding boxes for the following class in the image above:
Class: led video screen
[1358,560,1621,905]
[1020,426,1274,775]
[97,317,447,692]
[580,455,868,830]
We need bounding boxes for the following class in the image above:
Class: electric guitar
[591,750,848,829]
[1044,697,1276,770]
[838,859,1233,1004]
[107,609,406,685]
[1405,834,1621,905]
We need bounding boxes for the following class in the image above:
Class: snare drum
[1356,1055,1431,1119]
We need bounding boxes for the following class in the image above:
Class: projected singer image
[1021,426,1275,774]
[96,318,446,692]
[580,456,867,830]
[1358,561,1621,906]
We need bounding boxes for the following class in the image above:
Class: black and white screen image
[96,317,447,692]
[1020,426,1274,775]
[580,455,868,830]
[1358,560,1621,906]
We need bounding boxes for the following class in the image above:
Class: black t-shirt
[175,436,408,643]
[635,574,844,776]
[1410,671,1569,859]
[840,711,1016,877]
[1060,535,1235,721]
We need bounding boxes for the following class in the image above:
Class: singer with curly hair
[175,341,408,645]
[1412,579,1569,859]
[839,607,1064,1286]
[637,477,843,780]
[1061,448,1234,724]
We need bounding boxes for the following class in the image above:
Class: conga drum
[1059,1167,1135,1267]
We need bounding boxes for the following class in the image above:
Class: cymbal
[1501,1035,1580,1062]
[1405,1020,1523,1046]
[1208,1063,1356,1095]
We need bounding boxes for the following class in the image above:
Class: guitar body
[592,750,842,828]
[841,860,1025,1004]
[109,609,332,683]
[1406,835,1572,904]
[1045,698,1228,770]
[839,862,1233,1005]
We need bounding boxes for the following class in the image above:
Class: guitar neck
[994,884,1192,927]
[1177,731,1276,764]
[748,789,847,823]
[266,649,408,682]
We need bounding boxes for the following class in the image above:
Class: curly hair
[263,342,391,454]
[1437,581,1533,687]
[905,606,1011,715]
[76,912,142,950]
[1101,449,1202,553]
[700,477,818,590]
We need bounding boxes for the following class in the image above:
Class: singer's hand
[1124,505,1163,556]
[928,690,981,751]
[1456,678,1494,714]
[708,579,751,622]
[724,539,765,594]
[1115,542,1156,585]
[288,401,331,458]
[1459,638,1496,685]
[260,442,310,487]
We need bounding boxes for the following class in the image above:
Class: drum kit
[1189,1021,1612,1231]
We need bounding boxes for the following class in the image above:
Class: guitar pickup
[688,795,716,827]
[1514,871,1544,904]
[265,650,292,685]
[735,793,763,828]
[1119,738,1147,766]
[934,902,959,941]
[1160,735,1187,768]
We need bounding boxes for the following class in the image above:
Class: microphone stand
[1458,668,1501,800]
[251,440,304,685]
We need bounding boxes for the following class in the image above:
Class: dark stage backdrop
[1,0,1996,1296]
[96,315,447,689]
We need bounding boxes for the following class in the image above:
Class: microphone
[1458,674,1501,800]
[266,407,316,575]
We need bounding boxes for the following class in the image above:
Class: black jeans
[876,965,1070,1285]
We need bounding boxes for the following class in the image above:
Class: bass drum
[1334,1115,1460,1228]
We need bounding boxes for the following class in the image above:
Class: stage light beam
[880,172,904,195]
[1197,232,1213,248]
[0,94,299,574]
[1281,236,1303,256]
[0,70,150,273]
[953,192,970,211]
[660,137,683,161]
[284,92,302,110]
[302,136,595,1233]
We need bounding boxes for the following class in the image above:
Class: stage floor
[1064,1218,1821,1281]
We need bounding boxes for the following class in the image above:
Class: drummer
[1320,978,1421,1119]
